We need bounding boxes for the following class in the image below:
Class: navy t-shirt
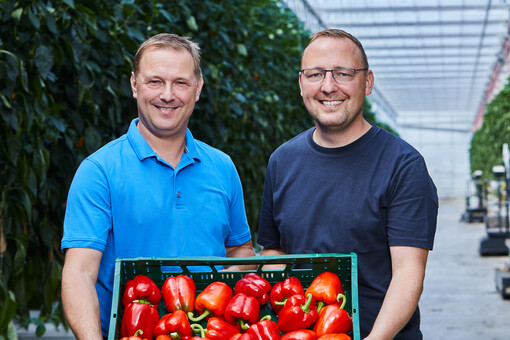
[257,125,438,339]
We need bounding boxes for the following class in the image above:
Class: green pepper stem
[188,309,210,322]
[132,299,152,306]
[301,293,313,313]
[337,293,347,309]
[260,315,272,321]
[274,299,287,306]
[239,319,249,330]
[316,301,325,313]
[191,323,206,338]
[134,330,143,337]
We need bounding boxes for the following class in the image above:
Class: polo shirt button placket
[176,190,185,208]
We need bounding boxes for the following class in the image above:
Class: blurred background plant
[470,80,510,178]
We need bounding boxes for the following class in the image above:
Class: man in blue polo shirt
[61,33,255,339]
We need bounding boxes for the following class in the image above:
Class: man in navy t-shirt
[257,29,438,340]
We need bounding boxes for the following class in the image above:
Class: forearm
[61,248,103,340]
[365,271,424,339]
[261,248,287,270]
[62,266,102,339]
[365,247,428,340]
[225,240,256,270]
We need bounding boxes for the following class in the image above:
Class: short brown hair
[304,29,369,69]
[132,33,202,80]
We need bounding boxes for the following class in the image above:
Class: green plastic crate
[108,253,359,340]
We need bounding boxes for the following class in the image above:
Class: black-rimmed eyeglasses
[299,67,368,84]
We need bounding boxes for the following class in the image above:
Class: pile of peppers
[118,271,353,340]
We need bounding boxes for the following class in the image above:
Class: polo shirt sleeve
[61,158,112,253]
[224,160,252,247]
[386,155,438,250]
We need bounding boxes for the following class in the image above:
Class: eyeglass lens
[301,68,357,84]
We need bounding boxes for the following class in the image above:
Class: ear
[130,72,138,99]
[298,73,304,97]
[195,75,204,102]
[365,70,374,96]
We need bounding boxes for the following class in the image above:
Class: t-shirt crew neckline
[306,124,377,155]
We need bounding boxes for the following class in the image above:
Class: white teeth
[322,100,343,106]
[158,106,176,111]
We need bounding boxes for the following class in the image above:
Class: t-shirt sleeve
[257,157,281,250]
[225,160,252,247]
[386,156,438,249]
[61,158,112,253]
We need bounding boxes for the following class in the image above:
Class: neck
[137,124,187,168]
[313,119,371,148]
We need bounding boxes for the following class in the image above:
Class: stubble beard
[309,103,362,135]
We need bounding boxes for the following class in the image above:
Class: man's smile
[320,100,344,106]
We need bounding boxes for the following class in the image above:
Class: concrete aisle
[420,199,510,339]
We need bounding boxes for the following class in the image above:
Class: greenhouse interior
[2,0,510,339]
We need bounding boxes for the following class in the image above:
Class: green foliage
[0,0,395,336]
[470,78,510,178]
[0,0,310,335]
[363,100,399,136]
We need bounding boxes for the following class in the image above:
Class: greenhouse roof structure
[284,0,510,133]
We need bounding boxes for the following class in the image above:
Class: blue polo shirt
[61,118,251,335]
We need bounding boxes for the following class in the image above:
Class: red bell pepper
[304,272,344,311]
[281,329,316,340]
[277,294,318,333]
[269,277,304,313]
[224,293,261,330]
[234,273,272,305]
[120,329,148,340]
[120,301,160,340]
[162,275,196,313]
[246,319,281,340]
[205,317,240,340]
[230,333,254,340]
[313,300,352,337]
[154,310,193,339]
[122,275,161,307]
[316,335,351,340]
[188,282,233,321]
[156,336,180,340]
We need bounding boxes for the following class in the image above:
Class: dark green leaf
[78,63,95,88]
[46,13,57,35]
[84,126,102,153]
[63,0,75,9]
[13,236,28,277]
[49,116,66,133]
[35,45,54,80]
[27,6,40,29]
[35,323,46,337]
[26,168,38,198]
[6,135,21,164]
[0,95,11,109]
[0,50,20,83]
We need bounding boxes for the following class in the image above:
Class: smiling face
[130,46,203,141]
[299,37,373,137]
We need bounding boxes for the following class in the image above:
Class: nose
[321,71,338,93]
[160,82,176,102]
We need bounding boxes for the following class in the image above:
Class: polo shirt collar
[127,118,201,162]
